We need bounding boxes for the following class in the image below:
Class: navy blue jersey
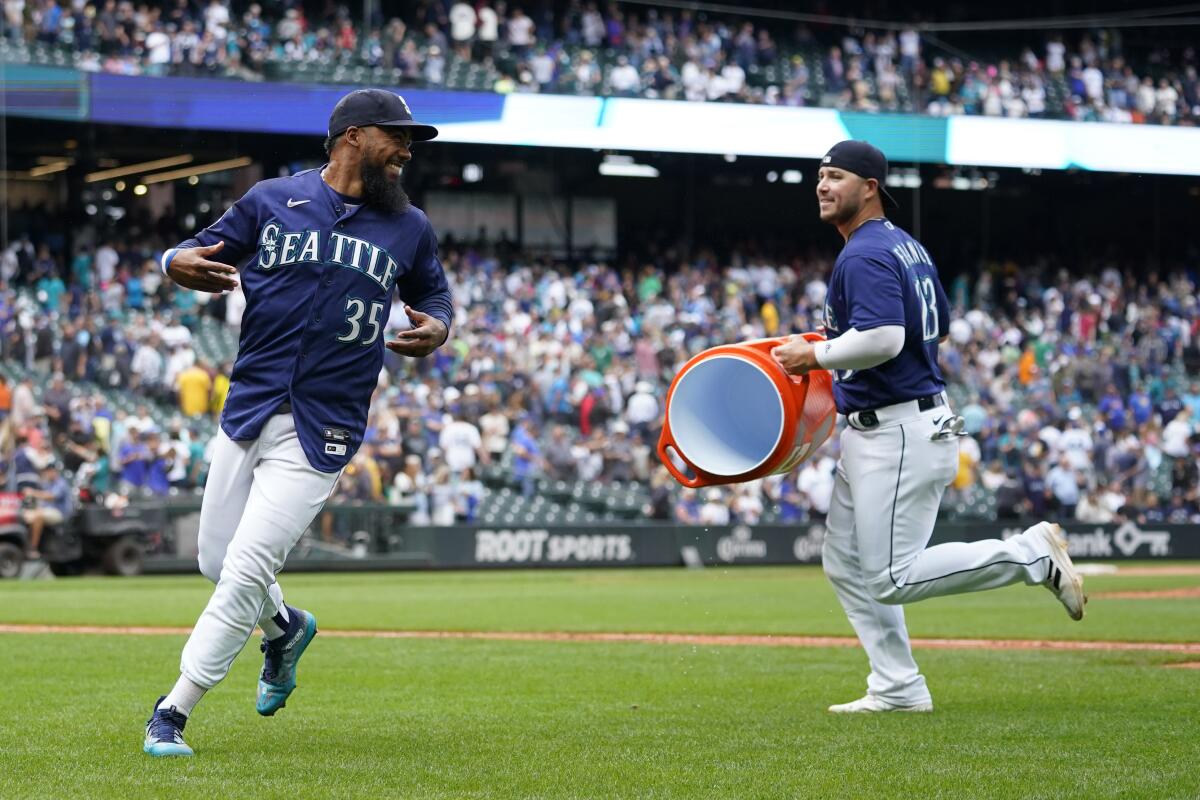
[168,167,453,472]
[822,218,949,414]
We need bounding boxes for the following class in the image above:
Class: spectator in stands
[542,424,576,480]
[797,454,835,519]
[607,54,640,96]
[624,380,658,439]
[698,487,730,525]
[143,428,174,495]
[210,361,231,416]
[0,374,11,421]
[1046,454,1082,517]
[439,413,483,474]
[643,468,673,520]
[9,377,37,429]
[427,458,457,526]
[57,417,98,475]
[454,465,484,522]
[731,482,763,524]
[21,462,72,559]
[116,426,153,494]
[41,372,72,437]
[176,358,212,417]
[13,3,1200,126]
[1075,488,1112,523]
[390,454,429,522]
[131,332,166,400]
[8,181,1200,531]
[509,416,541,498]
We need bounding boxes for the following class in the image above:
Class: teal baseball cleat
[144,697,194,757]
[256,606,318,716]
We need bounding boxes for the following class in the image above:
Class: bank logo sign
[475,529,634,563]
[1003,522,1171,558]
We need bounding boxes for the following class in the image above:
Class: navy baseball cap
[328,89,439,142]
[820,140,899,209]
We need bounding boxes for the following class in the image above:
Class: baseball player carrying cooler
[772,141,1086,714]
[144,90,453,756]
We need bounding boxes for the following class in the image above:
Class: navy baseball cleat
[144,697,194,757]
[257,606,318,716]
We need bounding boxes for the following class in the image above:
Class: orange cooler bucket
[657,333,837,488]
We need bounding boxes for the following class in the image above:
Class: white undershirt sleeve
[813,325,906,371]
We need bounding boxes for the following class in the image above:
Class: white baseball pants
[180,413,341,688]
[821,400,1053,705]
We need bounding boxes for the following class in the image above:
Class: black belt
[852,393,945,429]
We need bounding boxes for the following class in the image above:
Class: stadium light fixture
[0,170,52,181]
[599,154,659,178]
[781,170,802,184]
[133,184,148,196]
[462,163,483,183]
[85,155,194,183]
[141,157,253,185]
[28,159,73,177]
[887,169,922,189]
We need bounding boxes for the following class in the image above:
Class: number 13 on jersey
[915,277,939,342]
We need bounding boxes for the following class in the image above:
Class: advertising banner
[142,505,1200,573]
[49,72,1200,176]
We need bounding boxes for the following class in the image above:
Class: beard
[360,157,411,214]
[825,195,862,227]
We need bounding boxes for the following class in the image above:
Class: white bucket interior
[667,355,785,477]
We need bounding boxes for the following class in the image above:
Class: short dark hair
[324,133,343,156]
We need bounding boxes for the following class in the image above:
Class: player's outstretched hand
[386,305,449,358]
[771,335,820,376]
[166,242,240,293]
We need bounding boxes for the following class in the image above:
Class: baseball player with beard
[144,90,453,756]
[772,141,1086,714]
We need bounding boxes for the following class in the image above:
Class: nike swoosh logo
[286,198,310,207]
[932,416,944,426]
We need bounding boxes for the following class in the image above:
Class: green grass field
[2,565,1198,799]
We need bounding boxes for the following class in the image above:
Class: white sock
[162,674,208,718]
[259,606,290,640]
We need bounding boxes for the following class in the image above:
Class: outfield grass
[1,565,1198,799]
[1,565,1198,642]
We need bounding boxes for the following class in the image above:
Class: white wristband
[161,248,178,277]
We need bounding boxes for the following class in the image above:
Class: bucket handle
[656,436,708,488]
[744,333,826,388]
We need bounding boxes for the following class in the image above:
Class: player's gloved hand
[771,335,820,376]
[166,241,240,293]
[386,305,448,358]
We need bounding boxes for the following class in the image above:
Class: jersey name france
[822,218,950,414]
[171,167,453,472]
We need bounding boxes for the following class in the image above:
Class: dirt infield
[1092,587,1200,600]
[1106,566,1200,576]
[1,623,1198,654]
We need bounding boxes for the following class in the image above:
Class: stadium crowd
[4,206,1200,538]
[4,0,1199,125]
